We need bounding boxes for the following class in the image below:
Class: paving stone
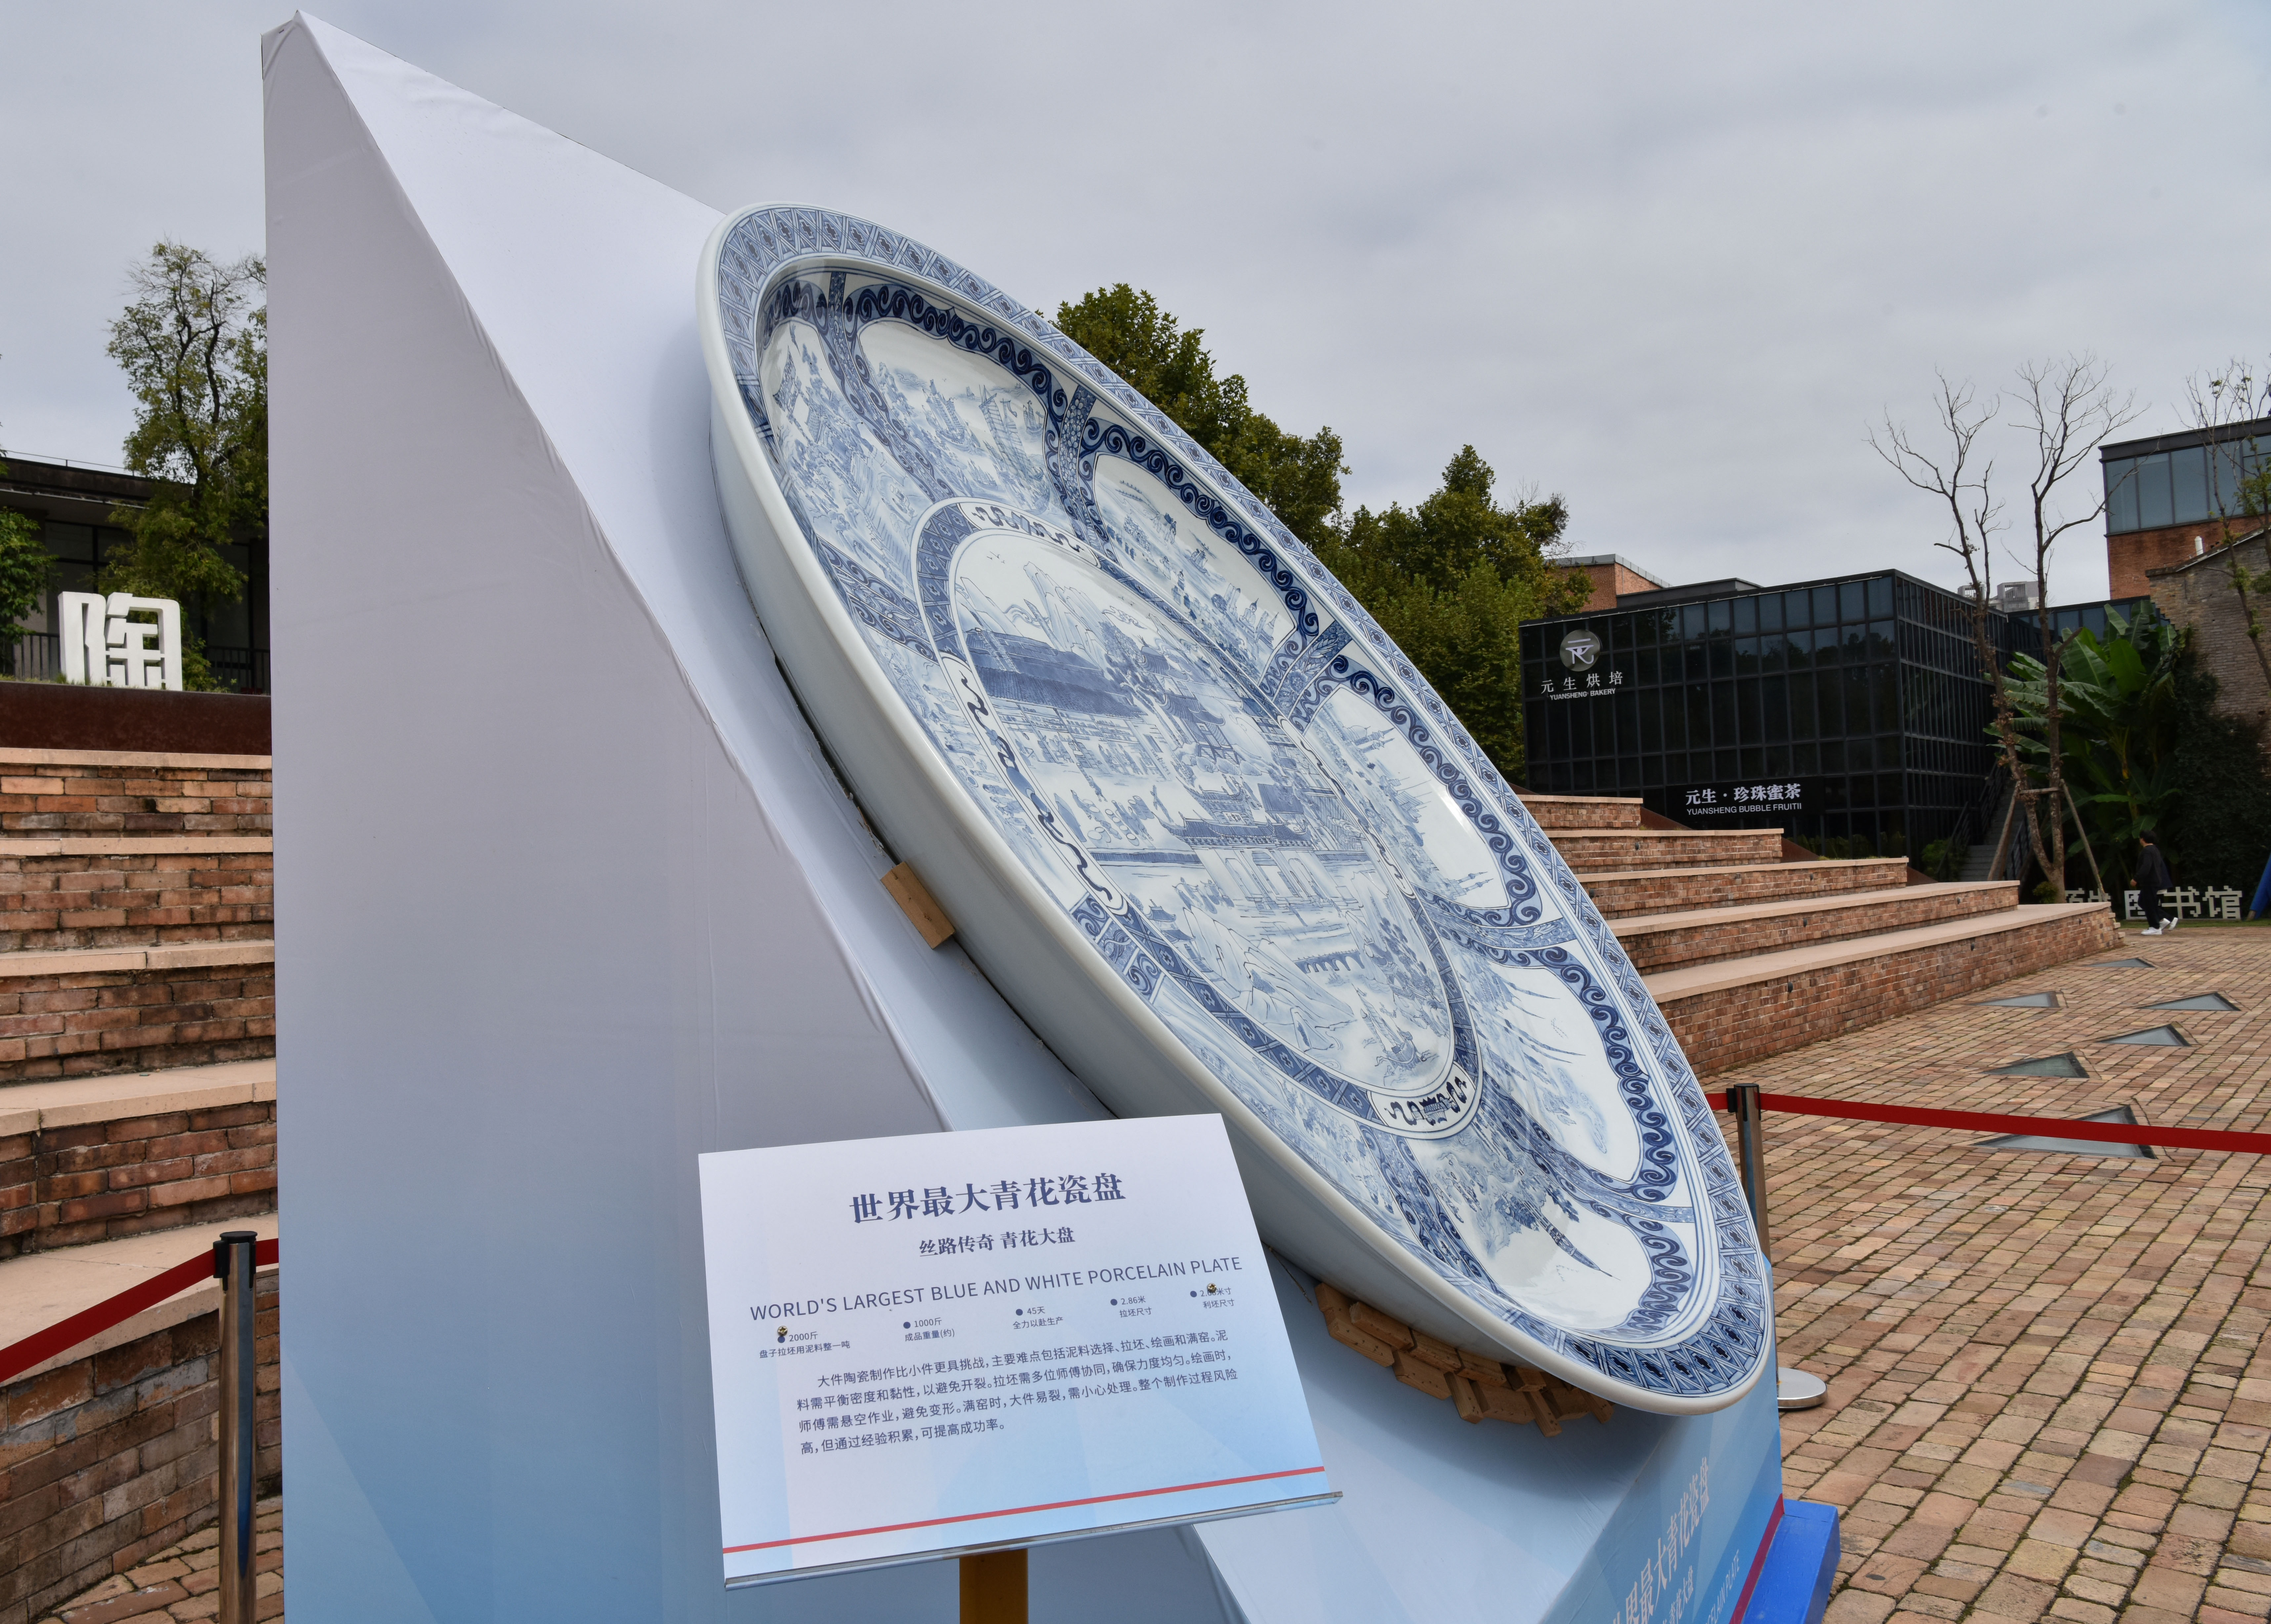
[1744,929,2271,1621]
[28,933,2271,1623]
[34,1497,280,1623]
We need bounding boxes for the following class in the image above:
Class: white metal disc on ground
[1777,1368,1828,1411]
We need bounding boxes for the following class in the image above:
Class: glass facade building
[1519,572,2133,860]
[2102,416,2269,537]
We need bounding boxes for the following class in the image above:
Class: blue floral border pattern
[712,206,1768,1401]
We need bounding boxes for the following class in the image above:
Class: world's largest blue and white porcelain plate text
[699,207,1768,1412]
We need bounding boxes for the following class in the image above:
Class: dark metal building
[1520,571,2138,861]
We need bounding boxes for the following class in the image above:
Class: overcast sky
[4,1,2266,603]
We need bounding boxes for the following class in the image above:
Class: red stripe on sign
[1730,1495,1786,1624]
[1729,1090,2271,1155]
[723,1464,1329,1555]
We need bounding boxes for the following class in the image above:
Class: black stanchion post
[1729,1083,1769,1257]
[1721,1089,1826,1413]
[213,1231,259,1624]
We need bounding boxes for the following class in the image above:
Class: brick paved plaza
[32,926,2271,1624]
[1750,923,2271,1623]
[35,1498,278,1624]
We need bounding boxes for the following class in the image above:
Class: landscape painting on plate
[703,208,1768,1410]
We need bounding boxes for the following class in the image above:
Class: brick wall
[2110,522,2223,600]
[1571,560,1664,611]
[1660,906,2121,1075]
[1517,796,1644,830]
[0,755,272,839]
[0,1102,276,1260]
[0,960,275,1084]
[0,850,272,953]
[1552,828,1785,872]
[0,1276,279,1624]
[1584,858,1908,919]
[2145,531,2271,742]
[1620,881,2017,974]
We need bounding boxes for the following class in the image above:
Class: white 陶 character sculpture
[57,590,185,691]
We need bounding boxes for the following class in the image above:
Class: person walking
[2136,831,2176,935]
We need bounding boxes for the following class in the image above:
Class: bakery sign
[1540,627,1623,700]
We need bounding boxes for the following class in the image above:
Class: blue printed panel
[708,208,1768,1404]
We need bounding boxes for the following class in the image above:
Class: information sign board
[698,1115,1332,1586]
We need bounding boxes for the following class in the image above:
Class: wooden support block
[1349,1301,1415,1350]
[1458,1350,1510,1387]
[1392,1348,1451,1401]
[1408,1331,1462,1372]
[1311,1286,1613,1437]
[1540,1378,1612,1425]
[960,1549,1027,1624]
[882,863,954,947]
[1316,1283,1395,1367]
[1474,1381,1536,1426]
[1577,1391,1614,1424]
[1512,1365,1561,1437]
[1447,1371,1487,1424]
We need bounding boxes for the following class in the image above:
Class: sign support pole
[960,1548,1027,1623]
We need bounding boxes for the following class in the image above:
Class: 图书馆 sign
[697,1114,1331,1586]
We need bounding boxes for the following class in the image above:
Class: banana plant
[2005,607,2181,885]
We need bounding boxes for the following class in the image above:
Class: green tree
[1054,285,1345,545]
[1313,450,1590,781]
[0,361,59,675]
[1055,285,1585,782]
[0,490,52,676]
[103,242,266,688]
[2162,646,2271,893]
[2007,606,2179,888]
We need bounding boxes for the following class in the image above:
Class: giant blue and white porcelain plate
[698,207,1768,1414]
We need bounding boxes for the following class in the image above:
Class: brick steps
[1529,788,2119,1072]
[0,1060,276,1258]
[0,1211,279,1378]
[1614,881,2019,974]
[0,936,274,1086]
[0,1213,280,1618]
[1516,793,1645,830]
[0,835,273,953]
[0,756,283,1619]
[1551,826,1786,872]
[0,747,271,838]
[0,752,277,1087]
[1643,903,2121,1075]
[1580,857,1912,920]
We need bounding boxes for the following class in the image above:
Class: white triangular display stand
[264,16,1784,1620]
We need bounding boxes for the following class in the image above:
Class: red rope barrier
[0,1237,277,1387]
[1724,1090,2271,1155]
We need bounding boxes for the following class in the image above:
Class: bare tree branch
[1873,357,2137,903]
